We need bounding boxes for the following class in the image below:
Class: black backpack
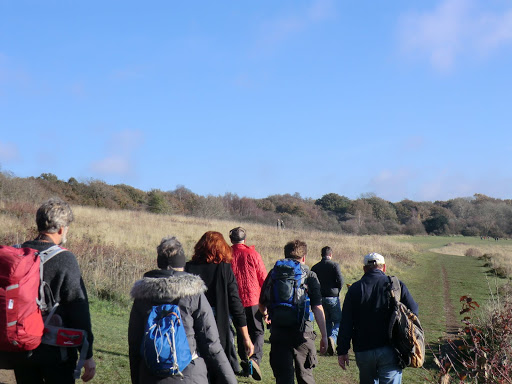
[387,276,425,368]
[264,259,312,330]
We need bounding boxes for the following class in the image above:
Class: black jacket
[311,257,344,297]
[338,269,418,355]
[128,269,237,384]
[185,261,246,375]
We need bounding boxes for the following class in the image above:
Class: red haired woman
[185,231,254,381]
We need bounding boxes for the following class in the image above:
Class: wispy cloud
[402,135,426,152]
[368,168,414,202]
[255,0,336,53]
[367,167,496,202]
[111,67,145,80]
[89,130,144,177]
[398,0,512,71]
[0,54,32,89]
[0,141,20,163]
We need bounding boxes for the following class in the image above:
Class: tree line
[1,171,511,237]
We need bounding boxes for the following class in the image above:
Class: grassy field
[1,205,511,383]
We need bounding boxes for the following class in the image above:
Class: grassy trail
[74,245,501,383]
[0,238,500,384]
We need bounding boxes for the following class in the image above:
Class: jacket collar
[130,270,207,301]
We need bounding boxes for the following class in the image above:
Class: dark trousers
[13,345,77,384]
[269,329,318,384]
[236,305,265,364]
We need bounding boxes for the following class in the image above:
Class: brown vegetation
[3,171,512,237]
[1,202,418,302]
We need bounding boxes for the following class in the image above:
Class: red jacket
[231,243,267,307]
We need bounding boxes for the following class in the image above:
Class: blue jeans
[322,297,342,340]
[355,346,402,384]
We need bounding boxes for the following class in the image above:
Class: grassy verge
[88,237,506,383]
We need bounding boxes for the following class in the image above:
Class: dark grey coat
[128,269,237,384]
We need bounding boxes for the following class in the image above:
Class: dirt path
[441,264,459,335]
[0,370,15,384]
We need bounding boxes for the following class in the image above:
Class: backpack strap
[37,245,65,313]
[73,333,89,379]
[387,276,401,304]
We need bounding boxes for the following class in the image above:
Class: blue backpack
[141,304,192,377]
[267,259,313,330]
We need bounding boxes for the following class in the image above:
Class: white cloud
[402,135,426,151]
[90,155,131,175]
[255,0,336,53]
[0,141,20,162]
[88,130,144,177]
[398,0,512,71]
[368,168,414,202]
[111,67,144,80]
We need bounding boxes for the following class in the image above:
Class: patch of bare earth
[442,264,459,335]
[0,370,15,384]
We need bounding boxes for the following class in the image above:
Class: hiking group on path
[0,197,420,384]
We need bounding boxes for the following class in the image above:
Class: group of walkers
[0,197,419,384]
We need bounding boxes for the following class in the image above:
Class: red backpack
[0,244,64,351]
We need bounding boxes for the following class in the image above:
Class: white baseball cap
[363,252,385,265]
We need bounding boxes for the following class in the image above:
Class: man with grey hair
[12,197,96,383]
[337,252,418,384]
[129,236,237,384]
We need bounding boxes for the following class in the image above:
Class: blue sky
[1,0,512,202]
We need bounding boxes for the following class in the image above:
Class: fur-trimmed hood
[130,271,207,301]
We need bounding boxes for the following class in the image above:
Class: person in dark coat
[337,252,418,384]
[7,197,96,383]
[185,231,254,380]
[311,246,344,356]
[128,236,237,384]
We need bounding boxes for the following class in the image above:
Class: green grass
[89,299,131,383]
[88,236,508,384]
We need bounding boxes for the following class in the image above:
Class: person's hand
[338,354,349,370]
[319,336,328,355]
[263,313,271,325]
[244,338,255,359]
[81,358,96,382]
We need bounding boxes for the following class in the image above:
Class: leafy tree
[315,193,351,218]
[38,173,59,182]
[423,215,449,235]
[148,189,170,214]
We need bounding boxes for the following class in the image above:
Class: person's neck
[35,233,57,244]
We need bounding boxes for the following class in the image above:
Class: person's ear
[382,264,387,273]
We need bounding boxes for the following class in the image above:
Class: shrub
[465,248,483,257]
[435,296,512,383]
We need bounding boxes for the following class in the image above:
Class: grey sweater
[22,240,94,359]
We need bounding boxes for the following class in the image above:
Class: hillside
[2,171,512,238]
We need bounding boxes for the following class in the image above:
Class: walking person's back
[128,236,237,384]
[185,231,254,382]
[259,239,328,384]
[229,227,267,380]
[337,252,418,384]
[0,197,96,383]
[311,246,344,356]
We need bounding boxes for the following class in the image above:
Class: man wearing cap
[337,252,418,384]
[311,246,344,356]
[229,227,267,380]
